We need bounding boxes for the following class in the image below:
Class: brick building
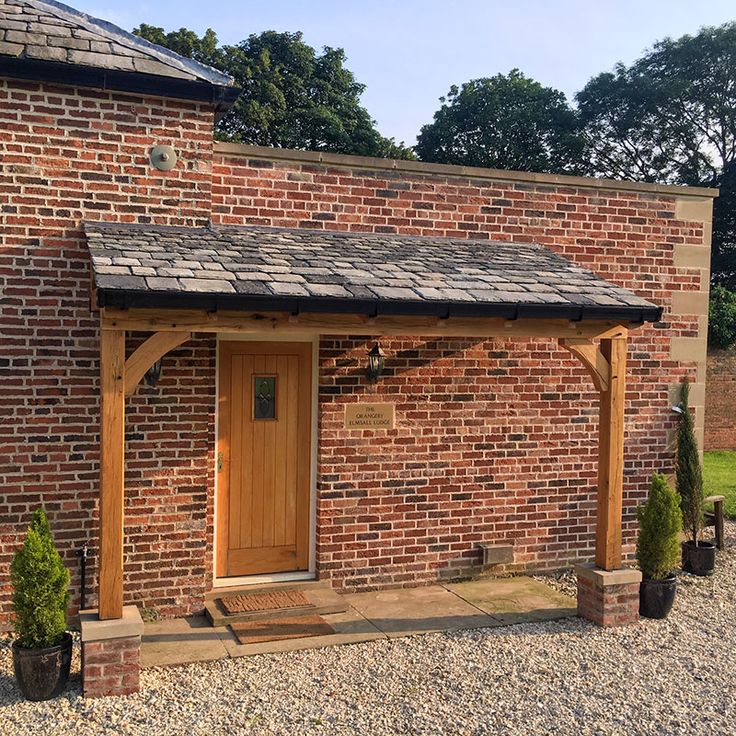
[0,0,717,693]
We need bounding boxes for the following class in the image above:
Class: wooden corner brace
[124,331,192,396]
[559,338,610,392]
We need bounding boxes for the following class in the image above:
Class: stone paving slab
[343,585,499,638]
[141,615,229,669]
[446,576,577,625]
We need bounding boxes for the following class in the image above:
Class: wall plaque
[345,403,395,430]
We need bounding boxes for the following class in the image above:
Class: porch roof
[84,221,662,323]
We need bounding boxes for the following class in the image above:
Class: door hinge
[217,451,224,473]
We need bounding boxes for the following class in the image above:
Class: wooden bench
[704,495,726,550]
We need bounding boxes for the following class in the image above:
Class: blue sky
[75,0,736,145]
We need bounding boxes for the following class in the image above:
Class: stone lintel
[80,605,143,642]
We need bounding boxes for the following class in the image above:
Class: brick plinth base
[576,564,642,627]
[80,605,143,697]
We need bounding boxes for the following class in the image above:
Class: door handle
[217,451,224,473]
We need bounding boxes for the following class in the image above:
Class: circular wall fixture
[149,144,177,171]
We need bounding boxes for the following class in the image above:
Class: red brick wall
[0,76,217,624]
[705,349,736,450]
[212,151,706,590]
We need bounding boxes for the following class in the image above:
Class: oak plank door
[217,341,312,577]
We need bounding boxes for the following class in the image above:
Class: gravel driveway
[2,524,734,736]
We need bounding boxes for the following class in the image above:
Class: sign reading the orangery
[345,403,395,430]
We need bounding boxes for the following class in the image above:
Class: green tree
[708,284,736,349]
[576,65,688,183]
[10,509,70,649]
[676,379,705,544]
[711,163,736,289]
[133,25,414,159]
[636,473,682,580]
[578,23,736,186]
[134,24,222,67]
[577,23,736,282]
[415,70,584,174]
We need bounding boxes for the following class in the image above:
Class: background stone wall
[705,349,736,451]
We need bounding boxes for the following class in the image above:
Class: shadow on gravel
[0,671,27,705]
[0,670,82,706]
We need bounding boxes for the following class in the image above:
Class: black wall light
[366,343,385,383]
[144,359,163,387]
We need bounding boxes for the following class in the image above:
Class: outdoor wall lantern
[144,359,163,387]
[671,402,684,415]
[366,343,385,383]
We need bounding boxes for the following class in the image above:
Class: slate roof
[84,222,662,323]
[0,0,234,86]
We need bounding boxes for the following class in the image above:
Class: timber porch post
[595,334,627,571]
[99,328,126,620]
[576,331,641,626]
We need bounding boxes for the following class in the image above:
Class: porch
[139,576,577,668]
[81,221,660,695]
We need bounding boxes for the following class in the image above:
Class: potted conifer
[636,473,682,619]
[676,378,716,576]
[10,509,72,701]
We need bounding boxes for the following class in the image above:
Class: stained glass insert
[253,376,276,420]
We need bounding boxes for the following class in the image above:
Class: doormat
[219,589,311,616]
[230,615,334,645]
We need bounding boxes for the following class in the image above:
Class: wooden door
[217,341,312,577]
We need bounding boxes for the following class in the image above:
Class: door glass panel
[253,375,276,420]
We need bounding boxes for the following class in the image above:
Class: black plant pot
[12,632,72,701]
[681,540,717,576]
[639,574,677,619]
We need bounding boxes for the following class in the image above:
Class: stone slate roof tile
[83,222,662,322]
[0,0,235,87]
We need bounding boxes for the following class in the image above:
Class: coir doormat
[230,615,335,645]
[219,589,311,616]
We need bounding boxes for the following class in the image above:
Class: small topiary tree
[636,473,682,579]
[675,378,705,544]
[10,509,70,649]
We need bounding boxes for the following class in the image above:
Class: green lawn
[704,451,736,519]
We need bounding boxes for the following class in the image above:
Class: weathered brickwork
[81,635,140,697]
[705,349,736,450]
[0,71,714,624]
[577,578,640,627]
[0,76,216,625]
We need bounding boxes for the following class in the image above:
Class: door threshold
[212,571,316,589]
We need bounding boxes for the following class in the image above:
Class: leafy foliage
[711,163,736,290]
[676,379,705,543]
[133,24,222,67]
[415,70,584,174]
[576,65,688,183]
[577,23,736,282]
[636,474,682,580]
[577,23,736,186]
[708,284,736,350]
[133,25,414,159]
[10,509,70,649]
